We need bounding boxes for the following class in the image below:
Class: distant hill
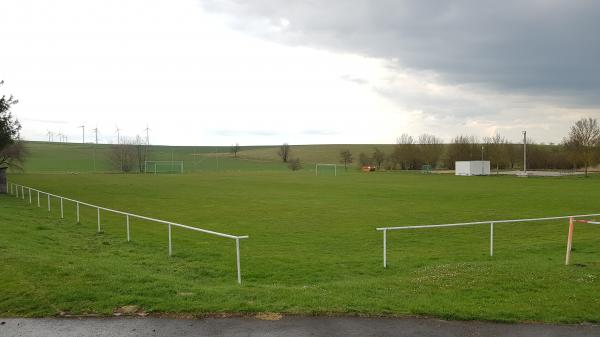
[15,141,394,173]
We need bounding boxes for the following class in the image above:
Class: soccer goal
[144,161,184,174]
[315,163,337,176]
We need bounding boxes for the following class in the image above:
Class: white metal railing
[7,182,249,284]
[377,213,600,268]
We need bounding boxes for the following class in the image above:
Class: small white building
[455,161,491,176]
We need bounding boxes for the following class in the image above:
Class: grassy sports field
[2,156,600,322]
[18,141,391,173]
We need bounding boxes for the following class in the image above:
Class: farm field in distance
[2,154,600,322]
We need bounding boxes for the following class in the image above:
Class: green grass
[16,141,393,173]
[2,170,600,322]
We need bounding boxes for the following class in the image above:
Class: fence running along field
[7,182,249,284]
[377,214,600,268]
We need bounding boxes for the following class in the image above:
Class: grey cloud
[200,0,600,105]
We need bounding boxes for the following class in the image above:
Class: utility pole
[523,130,527,173]
[79,125,85,143]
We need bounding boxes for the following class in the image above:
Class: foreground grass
[1,171,600,322]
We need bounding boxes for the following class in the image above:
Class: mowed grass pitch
[2,171,600,322]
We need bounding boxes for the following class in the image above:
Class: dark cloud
[200,0,600,105]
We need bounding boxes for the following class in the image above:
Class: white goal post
[315,163,337,176]
[144,161,184,174]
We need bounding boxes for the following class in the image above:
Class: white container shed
[455,161,491,176]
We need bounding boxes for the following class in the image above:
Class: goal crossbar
[315,163,337,176]
[144,160,184,174]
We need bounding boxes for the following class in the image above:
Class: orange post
[565,217,574,265]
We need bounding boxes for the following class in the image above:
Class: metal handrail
[8,182,248,283]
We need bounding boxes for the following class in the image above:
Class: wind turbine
[57,131,63,143]
[115,125,123,145]
[47,130,53,142]
[143,125,150,145]
[79,125,85,143]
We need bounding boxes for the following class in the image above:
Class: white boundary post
[236,237,241,284]
[16,185,19,198]
[315,164,318,176]
[29,188,32,204]
[97,207,101,232]
[21,186,24,199]
[565,217,574,265]
[76,202,80,223]
[383,229,387,268]
[37,190,40,207]
[490,222,494,256]
[47,194,50,212]
[60,197,64,218]
[126,215,130,242]
[168,223,172,256]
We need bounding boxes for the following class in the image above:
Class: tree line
[353,118,600,175]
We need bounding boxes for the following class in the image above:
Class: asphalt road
[2,316,599,337]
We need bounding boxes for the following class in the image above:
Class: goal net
[144,161,184,174]
[315,163,337,176]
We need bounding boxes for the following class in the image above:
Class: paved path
[2,317,599,337]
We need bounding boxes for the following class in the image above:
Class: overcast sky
[1,0,599,145]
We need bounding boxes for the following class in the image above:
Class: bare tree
[484,133,509,174]
[563,117,600,177]
[417,134,444,168]
[339,149,353,171]
[391,134,418,169]
[134,135,147,172]
[446,135,478,169]
[287,157,302,171]
[108,137,137,173]
[372,148,385,170]
[358,152,372,166]
[278,143,291,163]
[231,143,241,158]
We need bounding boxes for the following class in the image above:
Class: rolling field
[16,141,394,173]
[2,169,600,322]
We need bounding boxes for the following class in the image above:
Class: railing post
[126,215,130,242]
[29,188,32,204]
[16,185,19,198]
[21,186,24,199]
[168,223,172,256]
[37,190,40,207]
[236,238,241,284]
[76,202,80,223]
[565,217,574,265]
[60,198,64,218]
[383,229,387,268]
[97,207,101,233]
[47,194,51,212]
[490,222,494,257]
